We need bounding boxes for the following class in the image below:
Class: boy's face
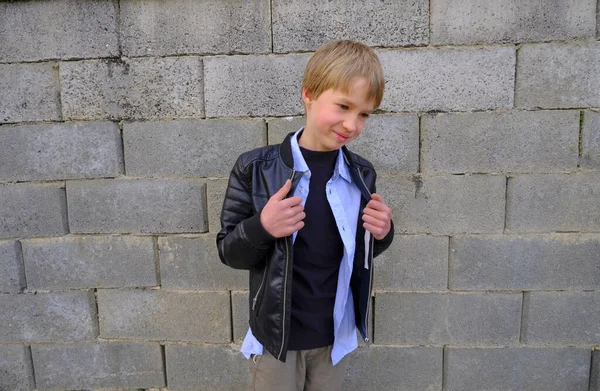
[300,77,375,152]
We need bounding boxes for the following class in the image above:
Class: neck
[297,126,338,152]
[297,127,317,150]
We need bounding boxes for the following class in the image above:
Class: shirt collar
[290,127,352,183]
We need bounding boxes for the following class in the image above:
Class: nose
[343,115,359,134]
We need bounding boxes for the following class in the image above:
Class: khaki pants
[249,345,349,391]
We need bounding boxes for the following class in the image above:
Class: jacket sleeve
[373,219,394,258]
[216,156,276,270]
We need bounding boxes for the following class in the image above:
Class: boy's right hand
[260,179,305,238]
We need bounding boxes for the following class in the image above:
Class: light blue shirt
[240,128,362,366]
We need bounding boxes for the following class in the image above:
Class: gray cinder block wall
[0,0,599,390]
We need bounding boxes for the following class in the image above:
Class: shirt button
[300,187,306,193]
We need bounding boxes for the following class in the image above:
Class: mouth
[333,130,349,142]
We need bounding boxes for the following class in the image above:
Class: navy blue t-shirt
[288,146,345,351]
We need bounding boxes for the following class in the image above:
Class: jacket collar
[280,129,359,173]
[281,132,372,201]
[279,132,356,170]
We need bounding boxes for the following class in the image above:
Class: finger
[363,207,390,221]
[292,220,305,233]
[363,222,385,239]
[282,205,304,219]
[371,193,384,202]
[282,216,306,236]
[365,199,390,212]
[363,222,379,235]
[272,179,292,200]
[361,214,386,228]
[288,204,304,216]
[280,195,303,208]
[289,211,306,224]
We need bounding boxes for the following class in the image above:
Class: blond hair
[302,40,385,108]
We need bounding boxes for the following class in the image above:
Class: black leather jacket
[216,132,394,362]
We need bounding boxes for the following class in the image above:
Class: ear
[301,88,313,106]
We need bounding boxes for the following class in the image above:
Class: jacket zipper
[356,167,374,343]
[252,170,296,312]
[278,169,295,360]
[278,235,291,360]
[252,267,267,311]
[252,170,296,311]
[365,234,374,342]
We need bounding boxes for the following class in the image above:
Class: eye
[361,113,370,118]
[338,104,349,110]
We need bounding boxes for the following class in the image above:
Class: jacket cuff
[242,214,277,249]
[383,219,394,243]
[373,219,394,257]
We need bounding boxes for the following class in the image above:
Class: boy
[217,40,394,390]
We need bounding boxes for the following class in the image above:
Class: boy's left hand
[362,193,392,240]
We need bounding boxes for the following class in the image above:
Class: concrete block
[0,0,118,62]
[516,42,600,109]
[0,345,34,391]
[0,291,98,342]
[272,0,428,52]
[422,110,579,173]
[206,179,228,233]
[0,121,123,182]
[375,292,521,345]
[204,53,310,117]
[582,110,600,170]
[377,174,505,234]
[67,179,207,234]
[267,114,420,174]
[166,344,250,391]
[450,234,600,290]
[506,174,600,233]
[431,0,596,45]
[379,47,515,112]
[592,350,600,391]
[121,0,270,57]
[0,240,25,293]
[159,235,246,290]
[232,290,249,344]
[446,347,591,391]
[60,57,204,120]
[523,292,600,344]
[0,183,68,240]
[32,342,165,390]
[124,118,266,178]
[22,235,157,290]
[267,117,305,145]
[98,289,230,342]
[0,63,60,123]
[374,235,448,291]
[351,114,419,174]
[343,346,441,391]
